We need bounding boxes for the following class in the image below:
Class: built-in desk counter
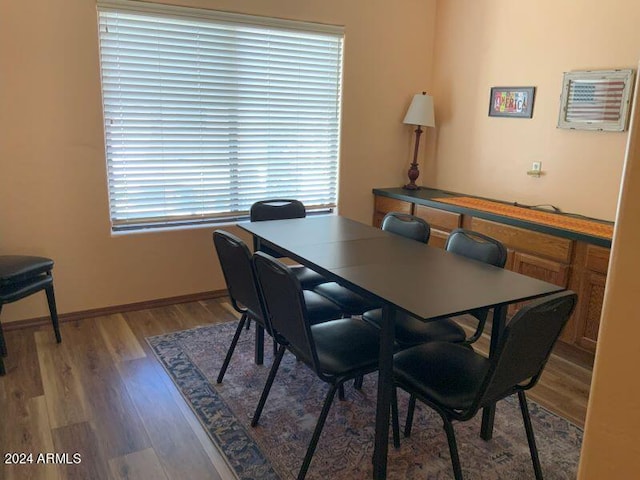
[372,187,613,364]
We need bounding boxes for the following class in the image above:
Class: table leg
[373,304,395,480]
[481,304,507,440]
[254,324,264,365]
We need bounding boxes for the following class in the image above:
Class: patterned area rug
[147,321,583,480]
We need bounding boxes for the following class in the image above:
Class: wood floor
[0,298,592,480]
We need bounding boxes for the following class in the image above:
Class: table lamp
[402,92,435,190]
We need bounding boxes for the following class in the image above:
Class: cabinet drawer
[373,196,413,228]
[414,205,461,232]
[374,196,412,215]
[471,218,573,263]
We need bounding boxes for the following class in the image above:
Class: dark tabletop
[239,215,564,319]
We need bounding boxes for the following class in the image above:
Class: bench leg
[0,305,5,375]
[45,282,62,343]
[0,305,6,357]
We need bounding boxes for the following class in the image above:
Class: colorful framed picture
[488,86,536,118]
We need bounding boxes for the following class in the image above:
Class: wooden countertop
[373,187,614,248]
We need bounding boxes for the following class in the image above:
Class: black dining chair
[0,255,62,375]
[382,211,431,243]
[213,230,342,384]
[251,198,378,316]
[250,199,327,289]
[442,228,508,344]
[392,291,577,480]
[362,227,507,347]
[251,251,381,480]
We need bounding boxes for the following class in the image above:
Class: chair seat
[303,290,343,325]
[394,342,489,411]
[311,317,380,376]
[313,282,380,315]
[362,308,467,345]
[292,266,329,289]
[0,275,53,304]
[0,255,54,286]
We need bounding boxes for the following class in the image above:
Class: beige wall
[0,0,436,322]
[429,0,640,221]
[578,65,640,478]
[428,1,640,474]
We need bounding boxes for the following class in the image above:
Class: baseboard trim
[3,289,228,332]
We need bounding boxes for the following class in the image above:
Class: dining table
[239,214,565,480]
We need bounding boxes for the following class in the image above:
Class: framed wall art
[488,86,535,118]
[557,69,635,131]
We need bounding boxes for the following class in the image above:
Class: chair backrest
[252,251,320,370]
[381,212,431,244]
[213,230,266,328]
[250,199,307,256]
[250,199,306,222]
[474,291,577,411]
[444,228,507,268]
[444,228,507,325]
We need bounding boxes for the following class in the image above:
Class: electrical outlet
[532,161,542,172]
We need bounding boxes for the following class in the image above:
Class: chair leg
[518,390,544,480]
[251,344,286,427]
[404,394,417,437]
[44,282,62,343]
[297,383,340,480]
[391,387,400,449]
[254,323,265,365]
[216,313,248,384]
[0,305,6,357]
[354,375,364,390]
[0,305,5,374]
[441,415,464,480]
[246,318,251,330]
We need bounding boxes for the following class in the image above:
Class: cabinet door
[510,252,570,315]
[576,271,606,352]
[512,252,570,286]
[428,230,449,249]
[572,245,609,353]
[373,196,413,228]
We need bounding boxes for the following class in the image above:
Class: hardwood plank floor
[0,298,591,479]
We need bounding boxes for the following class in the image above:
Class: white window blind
[97,1,343,231]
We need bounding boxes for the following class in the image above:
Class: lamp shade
[403,92,435,127]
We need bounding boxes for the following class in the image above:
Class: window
[97,0,343,231]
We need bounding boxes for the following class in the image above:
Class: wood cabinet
[414,204,461,249]
[372,196,412,228]
[373,196,461,249]
[372,191,611,363]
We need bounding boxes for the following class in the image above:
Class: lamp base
[403,161,421,190]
